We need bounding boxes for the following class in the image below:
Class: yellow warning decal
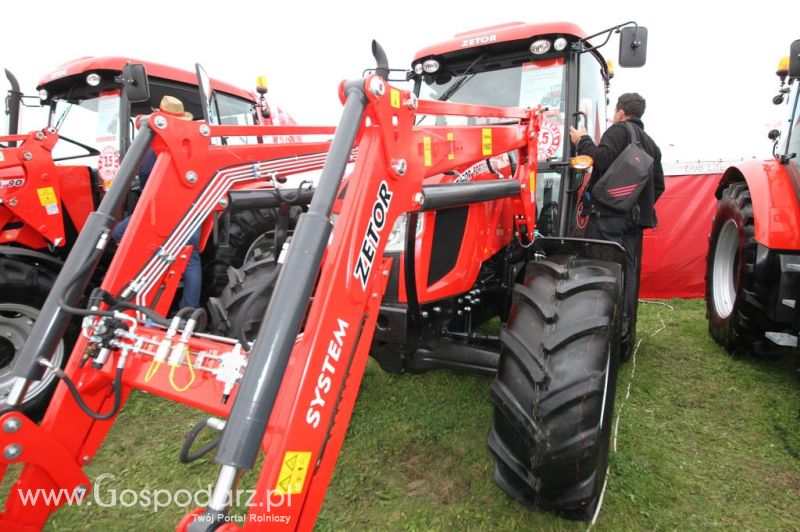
[529,171,537,198]
[423,136,432,167]
[37,186,57,206]
[481,128,492,156]
[275,451,312,495]
[446,132,454,160]
[390,88,401,109]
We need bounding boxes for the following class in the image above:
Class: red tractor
[0,58,298,416]
[0,21,647,529]
[706,41,800,357]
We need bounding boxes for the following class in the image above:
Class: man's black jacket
[576,118,665,228]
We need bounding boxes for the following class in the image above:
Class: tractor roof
[37,56,254,101]
[413,21,588,60]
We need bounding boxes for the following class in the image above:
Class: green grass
[36,299,800,530]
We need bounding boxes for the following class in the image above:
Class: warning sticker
[274,451,311,495]
[37,187,57,206]
[446,132,454,160]
[481,128,492,156]
[390,89,401,109]
[529,171,536,200]
[423,137,432,167]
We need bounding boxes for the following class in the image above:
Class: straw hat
[154,95,193,120]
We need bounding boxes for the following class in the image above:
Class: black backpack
[590,122,654,213]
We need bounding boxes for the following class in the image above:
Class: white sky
[3,0,797,162]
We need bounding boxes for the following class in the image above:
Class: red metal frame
[0,130,94,249]
[38,57,254,102]
[413,21,587,60]
[0,76,540,530]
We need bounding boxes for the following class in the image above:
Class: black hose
[236,264,281,347]
[109,300,170,327]
[56,366,124,420]
[58,246,117,318]
[179,419,222,463]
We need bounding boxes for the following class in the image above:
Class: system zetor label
[353,181,393,289]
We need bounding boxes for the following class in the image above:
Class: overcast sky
[3,0,797,162]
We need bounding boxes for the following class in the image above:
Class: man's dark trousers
[586,214,643,333]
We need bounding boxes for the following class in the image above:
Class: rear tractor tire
[202,207,296,301]
[489,255,623,520]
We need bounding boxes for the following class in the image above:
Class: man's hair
[616,93,646,119]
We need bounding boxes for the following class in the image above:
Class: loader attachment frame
[0,74,540,530]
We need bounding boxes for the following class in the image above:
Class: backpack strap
[624,121,642,146]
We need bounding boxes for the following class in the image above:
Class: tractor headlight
[553,37,568,51]
[422,59,440,74]
[413,63,424,75]
[385,214,424,252]
[530,39,551,55]
[86,73,101,87]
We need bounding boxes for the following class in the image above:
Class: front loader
[0,58,308,417]
[0,21,646,529]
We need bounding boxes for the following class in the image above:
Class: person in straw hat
[112,95,202,310]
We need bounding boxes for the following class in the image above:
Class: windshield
[211,93,258,145]
[50,93,120,163]
[783,81,800,170]
[417,58,565,161]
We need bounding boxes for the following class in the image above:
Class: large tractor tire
[706,181,785,357]
[489,255,623,520]
[0,258,75,420]
[202,207,294,301]
[208,257,278,342]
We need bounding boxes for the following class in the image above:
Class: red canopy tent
[639,161,741,299]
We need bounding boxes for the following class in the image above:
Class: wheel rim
[712,219,740,318]
[0,303,63,404]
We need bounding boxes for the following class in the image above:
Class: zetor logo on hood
[462,34,496,47]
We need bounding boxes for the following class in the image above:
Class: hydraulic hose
[54,366,124,420]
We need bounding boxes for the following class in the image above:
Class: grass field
[37,299,800,530]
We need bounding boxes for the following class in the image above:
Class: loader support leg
[194,82,368,525]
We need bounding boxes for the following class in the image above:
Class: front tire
[706,181,784,356]
[489,255,623,520]
[0,258,74,420]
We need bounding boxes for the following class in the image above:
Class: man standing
[569,93,664,357]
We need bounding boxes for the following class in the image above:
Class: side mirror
[195,63,213,124]
[618,26,648,68]
[768,129,781,141]
[790,39,800,78]
[121,63,149,103]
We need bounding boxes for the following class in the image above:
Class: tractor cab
[36,57,265,195]
[410,21,647,236]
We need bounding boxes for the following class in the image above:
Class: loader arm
[0,75,539,530]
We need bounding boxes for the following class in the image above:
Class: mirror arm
[576,21,639,54]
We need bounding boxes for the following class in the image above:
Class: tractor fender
[0,245,63,272]
[717,160,800,250]
[534,236,627,276]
